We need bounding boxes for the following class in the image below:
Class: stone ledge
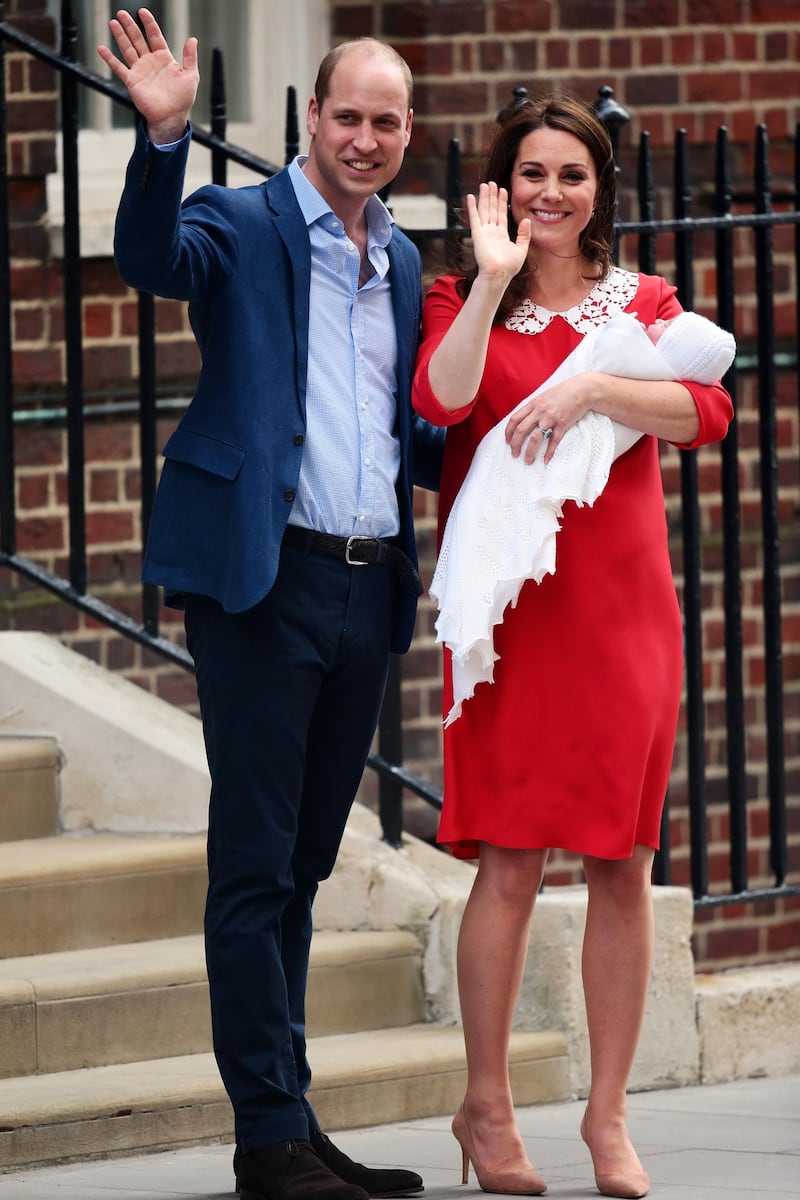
[696,961,800,1084]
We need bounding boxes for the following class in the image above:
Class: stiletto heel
[580,1111,650,1199]
[452,1104,547,1195]
[460,1141,469,1185]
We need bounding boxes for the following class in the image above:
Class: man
[98,11,442,1200]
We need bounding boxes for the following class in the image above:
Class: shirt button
[364,458,371,467]
[293,434,304,446]
[359,515,366,523]
[283,489,296,502]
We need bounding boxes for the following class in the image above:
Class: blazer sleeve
[114,123,240,301]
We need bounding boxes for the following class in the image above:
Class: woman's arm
[425,184,531,412]
[505,279,733,463]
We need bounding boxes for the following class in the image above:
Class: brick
[626,73,680,106]
[85,422,133,462]
[15,515,65,552]
[623,0,680,28]
[561,0,616,30]
[83,345,136,390]
[749,69,800,100]
[331,4,374,37]
[545,38,571,69]
[85,508,135,547]
[6,97,58,135]
[577,37,602,69]
[687,71,743,104]
[495,1,551,34]
[17,473,50,509]
[84,302,115,339]
[380,3,428,39]
[12,346,62,386]
[88,468,121,503]
[752,0,800,20]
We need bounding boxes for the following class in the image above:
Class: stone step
[0,929,425,1078]
[0,833,208,957]
[0,1026,570,1171]
[0,737,59,843]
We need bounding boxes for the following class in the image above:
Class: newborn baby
[432,309,737,725]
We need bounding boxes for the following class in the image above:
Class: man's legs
[185,546,393,1150]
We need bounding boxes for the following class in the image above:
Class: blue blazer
[114,125,442,654]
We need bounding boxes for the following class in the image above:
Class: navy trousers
[184,538,394,1151]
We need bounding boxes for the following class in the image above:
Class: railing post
[753,125,787,887]
[0,0,17,558]
[673,129,708,900]
[210,47,227,186]
[378,656,404,846]
[594,85,630,166]
[60,0,87,594]
[714,125,748,895]
[285,85,299,166]
[445,137,463,272]
[138,291,159,635]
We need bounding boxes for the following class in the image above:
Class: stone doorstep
[0,1028,570,1171]
[0,737,60,843]
[0,930,426,1077]
[695,962,800,1084]
[0,834,209,958]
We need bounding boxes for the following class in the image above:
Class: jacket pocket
[162,427,246,480]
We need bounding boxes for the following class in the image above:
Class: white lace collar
[504,266,639,336]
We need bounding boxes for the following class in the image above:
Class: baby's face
[645,318,672,346]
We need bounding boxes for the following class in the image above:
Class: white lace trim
[504,266,640,336]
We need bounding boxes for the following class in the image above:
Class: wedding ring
[536,425,554,440]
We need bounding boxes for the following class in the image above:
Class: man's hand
[97,7,199,144]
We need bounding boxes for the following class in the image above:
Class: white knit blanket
[432,312,694,727]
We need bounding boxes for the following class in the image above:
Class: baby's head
[645,317,674,347]
[647,312,736,384]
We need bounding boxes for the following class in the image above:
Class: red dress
[413,270,733,860]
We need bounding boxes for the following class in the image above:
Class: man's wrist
[146,117,191,146]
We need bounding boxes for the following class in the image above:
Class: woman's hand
[468,182,531,286]
[505,374,595,465]
[97,8,199,144]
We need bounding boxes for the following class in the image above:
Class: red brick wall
[2,0,799,970]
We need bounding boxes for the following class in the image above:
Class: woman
[412,94,733,1199]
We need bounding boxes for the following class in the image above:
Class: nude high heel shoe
[452,1104,547,1195]
[580,1111,650,1199]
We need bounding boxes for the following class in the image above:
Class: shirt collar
[288,155,394,249]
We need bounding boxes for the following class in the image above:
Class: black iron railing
[1,1,798,910]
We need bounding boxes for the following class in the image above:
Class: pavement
[0,1074,797,1198]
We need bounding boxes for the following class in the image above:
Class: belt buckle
[345,535,370,566]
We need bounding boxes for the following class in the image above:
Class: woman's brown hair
[457,92,617,324]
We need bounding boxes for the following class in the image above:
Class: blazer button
[293,434,304,446]
[283,489,296,502]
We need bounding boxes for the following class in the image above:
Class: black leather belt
[282,525,423,597]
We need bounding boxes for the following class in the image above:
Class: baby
[432,309,737,725]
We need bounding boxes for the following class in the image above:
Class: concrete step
[0,929,425,1078]
[0,833,207,957]
[0,737,59,843]
[0,1026,570,1170]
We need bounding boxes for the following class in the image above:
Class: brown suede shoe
[310,1130,424,1197]
[236,1139,369,1200]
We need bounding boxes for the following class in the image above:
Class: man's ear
[307,96,319,138]
[404,108,413,146]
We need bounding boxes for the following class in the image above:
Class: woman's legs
[456,844,549,1170]
[580,845,655,1195]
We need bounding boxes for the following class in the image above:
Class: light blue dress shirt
[151,136,403,539]
[287,156,401,538]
